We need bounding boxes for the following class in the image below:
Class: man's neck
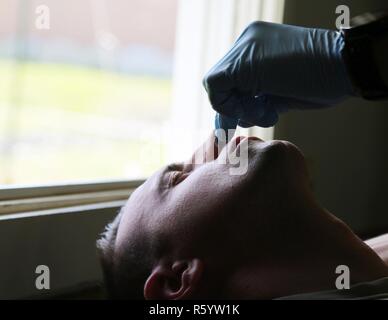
[268,205,388,298]
[232,204,388,299]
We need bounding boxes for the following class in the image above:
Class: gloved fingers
[252,94,330,111]
[203,70,235,109]
[214,94,279,131]
[202,46,247,107]
[237,110,278,128]
[212,92,246,120]
[237,93,331,128]
[237,120,253,128]
[214,92,329,133]
[212,92,246,143]
[237,95,279,128]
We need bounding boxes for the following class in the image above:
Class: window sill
[0,179,144,217]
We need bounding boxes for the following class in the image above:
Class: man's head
[97,134,318,299]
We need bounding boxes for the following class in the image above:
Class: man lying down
[97,134,388,300]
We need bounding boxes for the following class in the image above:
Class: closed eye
[169,171,190,187]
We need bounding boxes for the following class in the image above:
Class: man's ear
[144,259,204,300]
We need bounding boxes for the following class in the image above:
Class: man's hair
[96,208,153,299]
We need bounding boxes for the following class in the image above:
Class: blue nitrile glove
[203,21,356,133]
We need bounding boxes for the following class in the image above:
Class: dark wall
[276,0,388,237]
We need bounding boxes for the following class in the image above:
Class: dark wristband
[341,11,388,100]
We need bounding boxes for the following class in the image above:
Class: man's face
[116,134,310,294]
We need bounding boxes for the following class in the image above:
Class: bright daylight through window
[0,0,178,185]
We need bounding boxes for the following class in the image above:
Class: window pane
[0,0,178,185]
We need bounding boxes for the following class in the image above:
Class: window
[0,0,178,185]
[0,0,284,188]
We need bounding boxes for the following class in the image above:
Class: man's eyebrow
[166,163,184,171]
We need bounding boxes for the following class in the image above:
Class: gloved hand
[203,21,356,131]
